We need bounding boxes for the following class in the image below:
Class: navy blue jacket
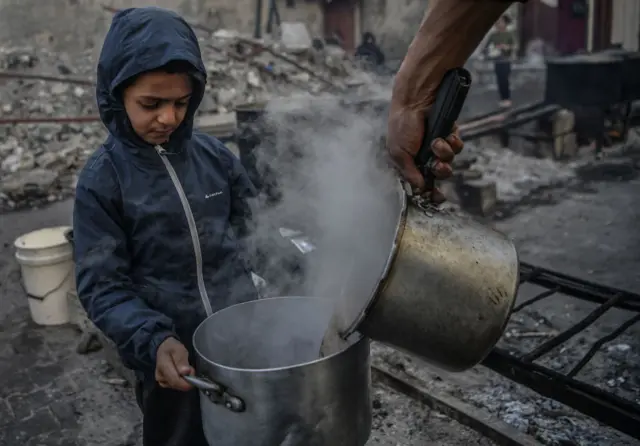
[73,7,259,378]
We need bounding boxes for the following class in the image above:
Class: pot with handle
[183,296,372,446]
[320,68,520,371]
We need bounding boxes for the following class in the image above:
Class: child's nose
[157,105,179,126]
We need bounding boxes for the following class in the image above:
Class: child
[73,7,259,445]
[485,14,516,108]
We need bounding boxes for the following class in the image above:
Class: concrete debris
[463,145,577,203]
[279,22,312,53]
[0,36,384,212]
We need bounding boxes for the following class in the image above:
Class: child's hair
[116,60,201,98]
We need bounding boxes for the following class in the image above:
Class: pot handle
[182,375,246,413]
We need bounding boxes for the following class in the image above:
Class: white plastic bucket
[14,226,74,326]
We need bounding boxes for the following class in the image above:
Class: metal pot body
[189,296,372,446]
[545,54,624,107]
[601,49,640,101]
[358,195,519,372]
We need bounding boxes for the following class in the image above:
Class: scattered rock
[0,35,387,212]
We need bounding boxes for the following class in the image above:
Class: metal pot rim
[192,296,367,373]
[341,179,408,337]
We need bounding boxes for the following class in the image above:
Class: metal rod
[518,268,540,285]
[462,105,560,141]
[462,100,546,124]
[521,293,625,363]
[512,287,559,313]
[567,313,640,378]
[254,0,263,38]
[519,262,640,311]
[483,349,640,440]
[0,70,95,86]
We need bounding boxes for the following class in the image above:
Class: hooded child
[72,7,259,445]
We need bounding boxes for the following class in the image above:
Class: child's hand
[155,337,195,391]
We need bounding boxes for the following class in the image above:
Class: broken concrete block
[456,178,498,216]
[535,108,577,160]
[280,22,312,53]
[552,109,577,159]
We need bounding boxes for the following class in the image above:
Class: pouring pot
[337,180,520,372]
[184,296,372,446]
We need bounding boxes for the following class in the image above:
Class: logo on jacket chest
[205,191,223,199]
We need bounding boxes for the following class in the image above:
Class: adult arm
[388,1,517,193]
[73,159,175,375]
[393,0,515,110]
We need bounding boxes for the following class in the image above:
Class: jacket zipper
[154,145,213,317]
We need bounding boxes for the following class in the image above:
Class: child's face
[122,71,193,145]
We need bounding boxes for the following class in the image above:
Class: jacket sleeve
[73,161,175,374]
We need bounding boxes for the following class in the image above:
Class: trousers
[494,61,512,101]
[136,379,209,446]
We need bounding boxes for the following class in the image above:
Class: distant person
[355,31,385,68]
[72,7,258,446]
[484,14,516,108]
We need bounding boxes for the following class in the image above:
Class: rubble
[462,145,577,204]
[0,30,384,212]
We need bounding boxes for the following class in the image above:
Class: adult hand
[387,102,464,203]
[155,337,195,391]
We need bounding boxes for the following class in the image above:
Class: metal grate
[482,262,640,440]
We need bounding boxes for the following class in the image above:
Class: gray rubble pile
[0,122,104,211]
[464,145,577,203]
[196,29,382,113]
[0,46,97,116]
[0,46,103,212]
[0,36,381,212]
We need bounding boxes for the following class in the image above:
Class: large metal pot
[601,48,640,101]
[325,180,519,372]
[545,53,625,107]
[183,296,372,446]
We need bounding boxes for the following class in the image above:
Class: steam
[244,92,399,340]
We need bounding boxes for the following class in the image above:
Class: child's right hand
[155,337,195,391]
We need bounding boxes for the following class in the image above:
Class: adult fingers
[446,130,464,155]
[431,160,453,180]
[430,138,455,163]
[389,146,426,192]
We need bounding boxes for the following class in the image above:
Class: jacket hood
[96,7,207,149]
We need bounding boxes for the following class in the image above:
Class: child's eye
[176,101,188,108]
[140,102,159,110]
